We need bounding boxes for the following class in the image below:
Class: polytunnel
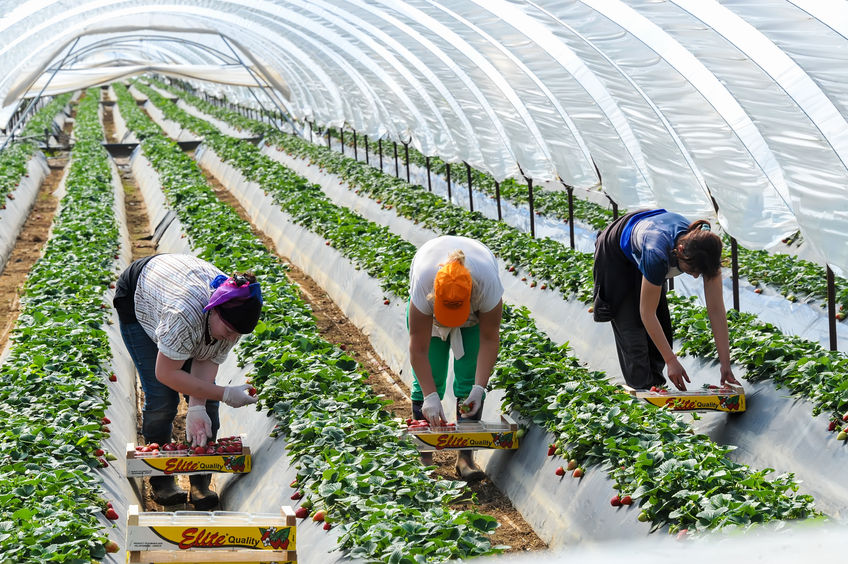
[0,1,846,562]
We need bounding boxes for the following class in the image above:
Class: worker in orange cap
[408,235,504,481]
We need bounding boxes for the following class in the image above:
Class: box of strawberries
[125,435,251,477]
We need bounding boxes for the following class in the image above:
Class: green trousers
[408,300,480,401]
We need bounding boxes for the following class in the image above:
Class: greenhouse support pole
[340,129,345,156]
[365,136,369,165]
[394,141,400,178]
[378,139,383,171]
[827,266,837,351]
[446,163,452,202]
[426,157,432,192]
[730,237,739,311]
[612,202,619,220]
[326,129,331,150]
[1,36,79,152]
[495,181,502,220]
[730,238,740,311]
[567,186,575,249]
[308,120,313,143]
[353,131,358,160]
[528,178,536,239]
[466,162,474,213]
[404,142,410,183]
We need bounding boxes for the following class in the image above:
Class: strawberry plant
[0,89,121,561]
[137,85,820,535]
[116,82,504,562]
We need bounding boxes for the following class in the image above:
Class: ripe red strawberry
[540,284,547,290]
[547,445,556,456]
[248,386,257,396]
[313,510,326,522]
[289,479,298,488]
[98,457,109,468]
[323,521,332,530]
[104,540,119,553]
[339,344,347,350]
[610,496,622,507]
[295,506,308,519]
[291,491,303,500]
[105,508,119,520]
[842,413,848,422]
[508,266,515,272]
[108,373,117,382]
[383,299,390,305]
[94,448,104,457]
[555,466,565,476]
[572,468,584,478]
[621,495,633,505]
[829,420,837,431]
[101,416,111,424]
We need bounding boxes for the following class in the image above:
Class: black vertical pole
[567,186,575,250]
[466,163,473,212]
[365,135,369,165]
[307,121,313,143]
[393,141,399,178]
[426,157,432,192]
[528,178,535,238]
[446,163,452,202]
[340,129,345,156]
[378,139,383,171]
[326,129,331,150]
[828,266,837,351]
[612,202,619,220]
[353,131,358,160]
[495,181,502,221]
[404,142,410,183]
[731,237,740,311]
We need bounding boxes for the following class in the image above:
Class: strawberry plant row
[183,94,848,431]
[0,93,73,203]
[114,82,503,563]
[155,78,848,316]
[137,86,820,534]
[0,89,121,562]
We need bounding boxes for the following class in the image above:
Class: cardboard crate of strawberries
[125,435,251,477]
[405,414,520,452]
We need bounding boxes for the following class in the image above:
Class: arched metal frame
[1,0,847,274]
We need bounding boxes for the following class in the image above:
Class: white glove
[460,385,486,418]
[186,406,212,447]
[222,384,259,408]
[421,392,446,426]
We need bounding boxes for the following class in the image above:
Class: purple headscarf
[204,274,263,312]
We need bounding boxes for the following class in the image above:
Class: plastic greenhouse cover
[0,0,847,274]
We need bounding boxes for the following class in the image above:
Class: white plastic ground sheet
[209,143,848,527]
[99,153,143,564]
[0,154,49,276]
[107,85,137,143]
[138,105,848,546]
[127,147,353,563]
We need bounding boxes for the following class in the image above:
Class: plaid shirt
[134,254,236,364]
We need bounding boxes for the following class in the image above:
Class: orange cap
[433,261,472,327]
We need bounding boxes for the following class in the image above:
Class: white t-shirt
[409,235,503,329]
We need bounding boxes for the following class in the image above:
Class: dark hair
[676,220,722,279]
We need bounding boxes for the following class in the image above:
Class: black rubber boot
[189,474,219,510]
[149,476,187,506]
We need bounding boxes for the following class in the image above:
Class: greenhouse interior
[0,1,847,562]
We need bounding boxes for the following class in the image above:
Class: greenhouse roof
[1,0,846,274]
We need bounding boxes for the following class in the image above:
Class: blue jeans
[119,321,220,445]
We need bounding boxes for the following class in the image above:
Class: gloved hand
[222,384,259,408]
[460,385,486,418]
[186,405,212,447]
[421,391,446,426]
